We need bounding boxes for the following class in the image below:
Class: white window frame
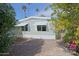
[37,25,47,31]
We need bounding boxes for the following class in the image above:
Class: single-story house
[15,16,56,39]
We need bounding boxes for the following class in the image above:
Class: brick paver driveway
[9,39,72,56]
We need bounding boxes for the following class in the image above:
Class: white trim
[18,16,51,22]
[15,23,28,26]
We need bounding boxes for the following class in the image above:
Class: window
[42,25,46,31]
[37,25,47,31]
[21,26,25,31]
[21,24,28,31]
[37,25,41,31]
[25,24,28,31]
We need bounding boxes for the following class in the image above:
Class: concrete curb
[0,53,9,56]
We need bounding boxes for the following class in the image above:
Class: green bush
[64,34,70,43]
[0,4,16,53]
[76,39,79,45]
[0,28,16,53]
[64,27,75,43]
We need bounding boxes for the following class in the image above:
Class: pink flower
[69,44,77,50]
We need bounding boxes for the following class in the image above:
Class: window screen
[21,26,25,31]
[37,25,41,31]
[25,24,28,31]
[37,25,47,31]
[21,24,28,31]
[42,25,46,31]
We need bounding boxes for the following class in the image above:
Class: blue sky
[11,3,52,20]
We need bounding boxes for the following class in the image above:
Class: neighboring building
[15,16,56,39]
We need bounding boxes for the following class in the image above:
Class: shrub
[0,4,16,53]
[76,44,79,54]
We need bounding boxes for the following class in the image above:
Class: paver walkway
[9,39,72,56]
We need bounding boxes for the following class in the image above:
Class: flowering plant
[68,40,77,50]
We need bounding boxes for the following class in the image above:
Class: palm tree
[35,8,39,16]
[44,6,49,11]
[22,4,27,18]
[27,3,31,17]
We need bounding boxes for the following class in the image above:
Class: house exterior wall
[20,18,56,39]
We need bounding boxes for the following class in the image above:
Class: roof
[15,23,28,26]
[18,16,51,22]
[15,16,51,27]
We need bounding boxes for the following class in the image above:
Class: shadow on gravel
[56,40,64,48]
[56,40,70,53]
[9,39,44,56]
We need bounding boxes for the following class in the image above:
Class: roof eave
[18,16,51,22]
